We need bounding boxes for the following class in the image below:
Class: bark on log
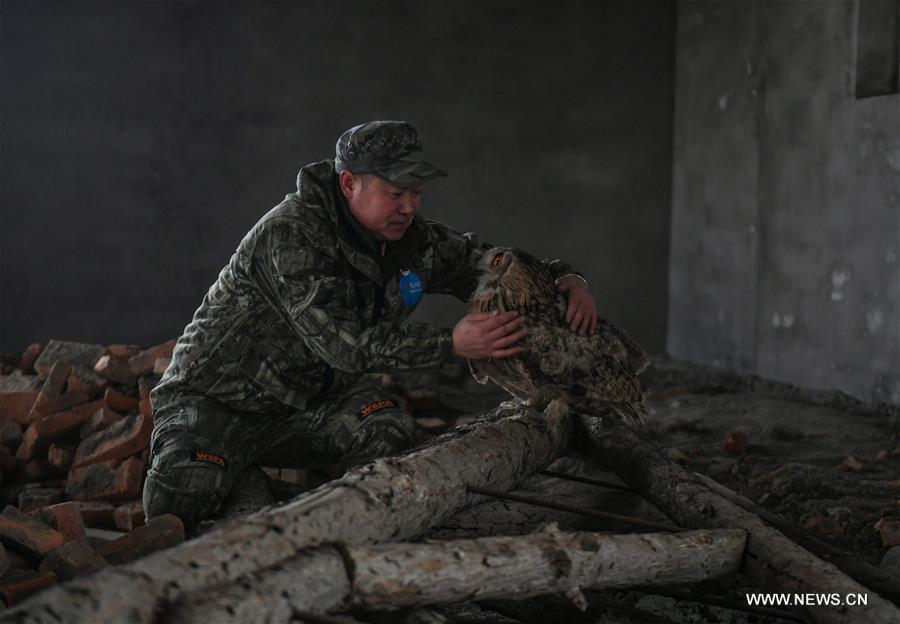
[3,402,573,624]
[166,527,746,621]
[348,526,746,608]
[578,411,900,624]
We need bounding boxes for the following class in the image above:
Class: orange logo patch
[359,399,397,417]
[192,451,226,468]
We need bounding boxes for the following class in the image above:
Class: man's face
[341,171,422,242]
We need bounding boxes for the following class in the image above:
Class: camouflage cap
[334,120,448,188]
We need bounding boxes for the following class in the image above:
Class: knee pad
[143,443,229,533]
[343,411,419,463]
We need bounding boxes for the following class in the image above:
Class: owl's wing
[519,322,644,404]
[468,356,536,403]
[593,319,651,375]
[467,359,490,385]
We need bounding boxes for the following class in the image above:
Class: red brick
[15,408,96,463]
[152,357,171,376]
[723,431,748,455]
[0,391,39,425]
[0,505,64,559]
[65,365,110,397]
[32,502,86,544]
[0,568,57,606]
[128,340,176,376]
[106,344,142,359]
[65,456,145,502]
[38,541,107,581]
[16,344,43,373]
[29,362,71,417]
[113,501,145,531]
[17,488,64,513]
[28,391,91,422]
[70,399,106,419]
[103,387,138,413]
[93,355,135,386]
[98,514,184,565]
[1,373,43,424]
[79,407,124,439]
[47,443,75,469]
[33,340,105,377]
[78,502,115,528]
[74,413,151,468]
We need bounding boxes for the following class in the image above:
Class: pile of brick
[0,339,185,606]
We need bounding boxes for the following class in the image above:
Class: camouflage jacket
[152,160,580,416]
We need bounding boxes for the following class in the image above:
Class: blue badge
[399,269,424,306]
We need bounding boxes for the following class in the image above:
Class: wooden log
[348,526,746,609]
[577,411,900,624]
[5,401,574,623]
[165,526,746,621]
[692,471,900,605]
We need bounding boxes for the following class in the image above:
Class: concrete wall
[669,0,900,405]
[0,1,675,355]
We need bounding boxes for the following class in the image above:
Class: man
[144,120,597,532]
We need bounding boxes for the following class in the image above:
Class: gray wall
[0,1,675,355]
[669,0,900,405]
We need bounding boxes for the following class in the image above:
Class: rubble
[0,338,187,605]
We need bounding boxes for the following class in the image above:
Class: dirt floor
[327,357,899,624]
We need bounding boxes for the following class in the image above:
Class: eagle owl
[467,247,650,425]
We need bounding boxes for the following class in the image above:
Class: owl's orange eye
[490,254,504,269]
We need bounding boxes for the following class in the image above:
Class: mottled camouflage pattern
[144,383,417,531]
[334,120,447,187]
[146,159,580,528]
[152,159,578,417]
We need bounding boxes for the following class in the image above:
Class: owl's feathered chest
[467,264,561,319]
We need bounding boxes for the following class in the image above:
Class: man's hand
[452,310,527,360]
[557,275,598,336]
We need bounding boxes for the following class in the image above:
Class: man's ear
[338,170,356,200]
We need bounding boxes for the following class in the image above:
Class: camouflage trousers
[142,383,418,532]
